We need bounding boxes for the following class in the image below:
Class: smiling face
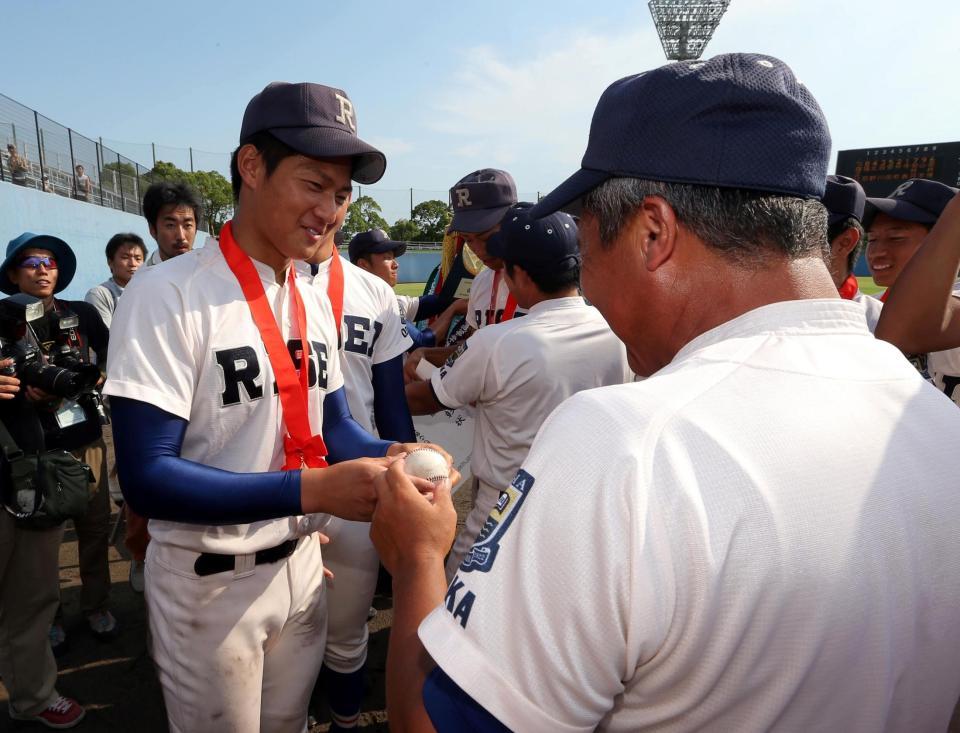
[865,213,930,287]
[8,247,59,302]
[240,151,353,267]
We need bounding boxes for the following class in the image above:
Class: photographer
[1,233,116,649]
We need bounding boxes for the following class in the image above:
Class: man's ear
[356,257,372,273]
[235,144,264,195]
[831,226,860,262]
[631,195,679,272]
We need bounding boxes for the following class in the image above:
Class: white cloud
[366,136,414,156]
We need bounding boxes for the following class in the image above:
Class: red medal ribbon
[489,269,518,325]
[838,274,859,300]
[327,248,345,340]
[879,289,889,303]
[219,221,328,470]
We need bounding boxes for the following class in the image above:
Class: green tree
[342,195,389,238]
[100,161,139,192]
[144,160,183,183]
[410,199,452,242]
[389,218,420,242]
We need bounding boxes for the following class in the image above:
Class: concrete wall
[397,251,440,284]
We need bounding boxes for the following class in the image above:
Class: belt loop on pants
[193,538,299,577]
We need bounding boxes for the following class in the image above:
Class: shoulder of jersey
[124,247,218,296]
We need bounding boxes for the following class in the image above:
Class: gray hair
[581,177,829,266]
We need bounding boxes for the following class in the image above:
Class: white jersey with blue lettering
[397,293,420,323]
[420,300,960,732]
[104,242,344,555]
[465,267,527,330]
[307,254,412,432]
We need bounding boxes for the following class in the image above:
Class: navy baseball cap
[864,178,958,228]
[449,169,518,233]
[532,53,831,218]
[240,82,386,184]
[348,229,407,263]
[486,203,580,277]
[1,232,77,295]
[822,175,865,225]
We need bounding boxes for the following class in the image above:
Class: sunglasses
[17,256,58,270]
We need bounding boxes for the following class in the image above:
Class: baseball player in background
[820,175,883,331]
[105,81,442,733]
[348,229,464,349]
[304,227,416,732]
[372,54,960,732]
[875,190,960,395]
[405,203,631,578]
[860,179,960,402]
[404,169,521,381]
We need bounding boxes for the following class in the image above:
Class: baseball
[404,447,449,484]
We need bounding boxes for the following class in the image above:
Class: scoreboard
[835,141,960,197]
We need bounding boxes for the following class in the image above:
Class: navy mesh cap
[486,203,579,276]
[864,178,959,228]
[448,169,518,233]
[532,53,831,218]
[348,229,406,263]
[822,175,866,225]
[240,82,386,184]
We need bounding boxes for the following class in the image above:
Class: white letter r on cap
[455,188,472,207]
[334,93,356,132]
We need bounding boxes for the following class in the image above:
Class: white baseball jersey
[397,293,420,323]
[430,296,631,493]
[307,255,412,432]
[927,279,960,405]
[104,242,343,555]
[420,299,960,732]
[465,267,527,330]
[851,289,883,333]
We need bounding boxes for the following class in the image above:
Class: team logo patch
[460,469,535,573]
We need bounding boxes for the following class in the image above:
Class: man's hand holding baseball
[301,457,393,521]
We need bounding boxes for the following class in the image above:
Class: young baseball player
[405,203,632,578]
[862,179,960,402]
[348,229,463,349]
[303,228,415,732]
[372,54,960,732]
[404,169,522,381]
[105,81,442,733]
[875,190,960,388]
[820,175,883,331]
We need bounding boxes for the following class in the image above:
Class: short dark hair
[827,217,866,277]
[105,233,147,261]
[583,177,828,265]
[230,131,299,202]
[142,181,203,228]
[505,261,580,295]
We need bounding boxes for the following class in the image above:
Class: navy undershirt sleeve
[371,355,416,443]
[322,386,393,462]
[110,397,302,525]
[415,294,454,321]
[404,320,436,349]
[423,667,511,733]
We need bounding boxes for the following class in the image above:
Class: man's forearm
[406,380,445,416]
[387,558,448,733]
[420,346,457,368]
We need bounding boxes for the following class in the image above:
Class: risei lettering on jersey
[444,575,476,628]
[215,339,329,407]
[342,315,384,357]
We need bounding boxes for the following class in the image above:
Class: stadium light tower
[649,0,732,61]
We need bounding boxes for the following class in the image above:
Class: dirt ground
[3,490,960,732]
[0,488,474,733]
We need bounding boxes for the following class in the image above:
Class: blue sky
[5,0,958,223]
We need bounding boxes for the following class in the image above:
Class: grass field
[394,282,426,296]
[857,276,883,296]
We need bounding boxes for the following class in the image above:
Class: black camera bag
[0,419,93,530]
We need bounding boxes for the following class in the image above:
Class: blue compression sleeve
[404,320,436,349]
[110,397,302,525]
[415,294,454,321]
[322,386,393,463]
[423,667,510,733]
[371,355,416,442]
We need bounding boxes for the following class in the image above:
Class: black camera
[0,294,107,422]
